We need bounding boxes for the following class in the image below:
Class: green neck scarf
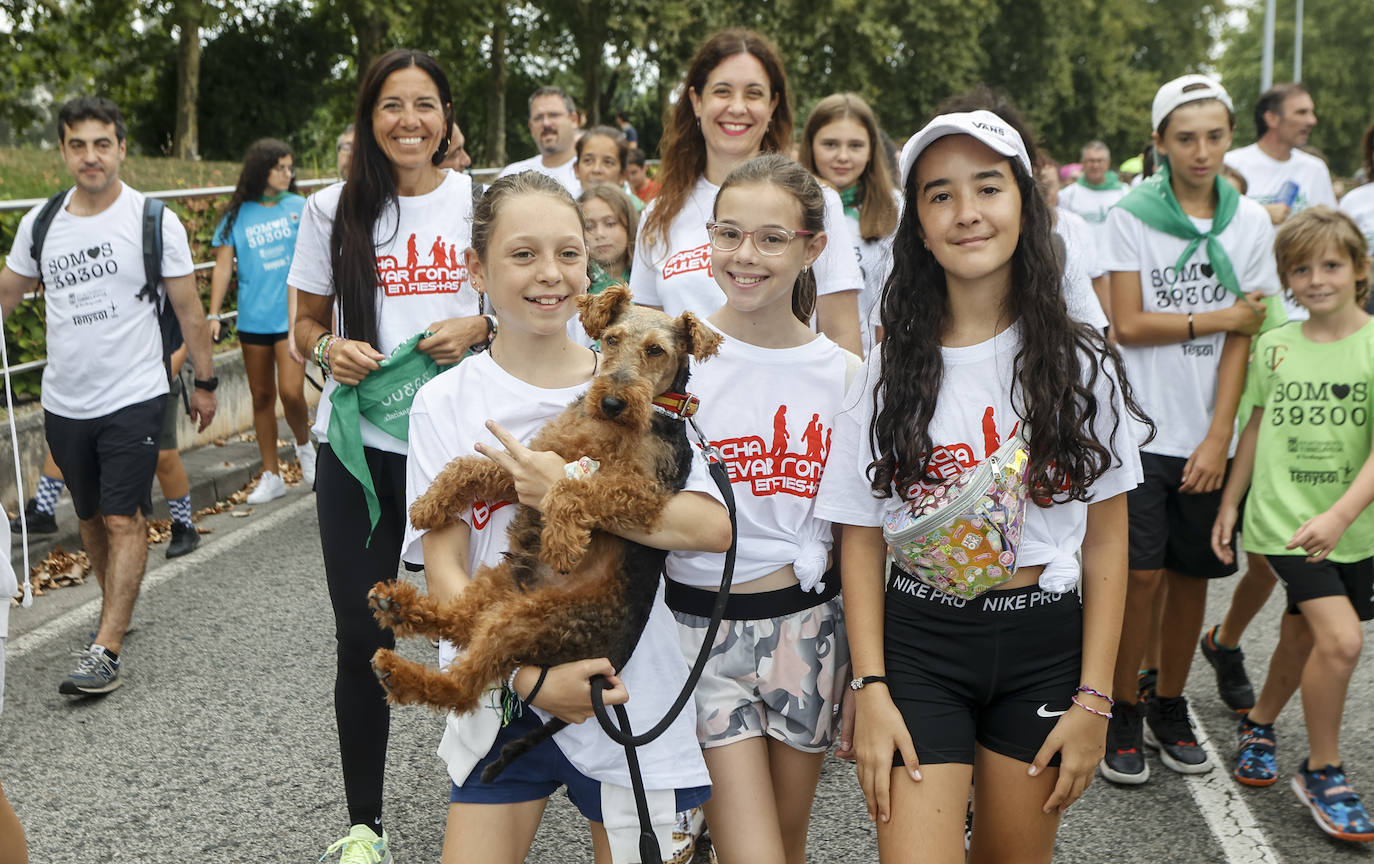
[588,260,627,295]
[328,331,449,542]
[1113,160,1242,297]
[257,190,291,205]
[838,184,862,221]
[1076,171,1123,191]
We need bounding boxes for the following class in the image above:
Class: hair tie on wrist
[1075,685,1114,705]
[523,665,549,704]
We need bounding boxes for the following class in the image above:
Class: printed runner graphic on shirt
[715,405,831,498]
[662,242,712,280]
[379,233,468,296]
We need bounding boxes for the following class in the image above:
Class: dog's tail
[480,717,570,781]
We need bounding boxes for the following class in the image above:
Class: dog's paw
[368,581,410,628]
[371,649,397,695]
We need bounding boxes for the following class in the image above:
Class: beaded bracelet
[313,333,331,368]
[1071,695,1113,719]
[1076,685,1114,705]
[506,666,523,695]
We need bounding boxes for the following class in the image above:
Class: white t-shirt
[842,191,902,355]
[630,176,863,319]
[498,153,582,197]
[1058,181,1128,249]
[287,172,479,454]
[814,324,1141,594]
[1224,143,1337,213]
[4,185,193,419]
[1340,183,1374,254]
[1054,208,1110,329]
[402,351,712,791]
[667,329,851,589]
[1102,195,1280,457]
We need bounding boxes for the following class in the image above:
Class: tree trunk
[345,0,389,80]
[485,18,507,167]
[580,0,604,126]
[172,0,201,160]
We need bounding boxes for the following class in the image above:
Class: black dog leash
[589,413,737,862]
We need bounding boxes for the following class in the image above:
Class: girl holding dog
[629,28,865,356]
[288,49,490,863]
[401,170,731,864]
[663,153,858,864]
[814,105,1147,862]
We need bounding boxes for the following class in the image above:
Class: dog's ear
[578,284,634,340]
[675,310,722,361]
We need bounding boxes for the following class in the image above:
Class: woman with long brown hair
[288,48,489,862]
[630,29,864,355]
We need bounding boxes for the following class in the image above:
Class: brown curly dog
[367,285,721,778]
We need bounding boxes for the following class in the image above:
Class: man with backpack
[0,96,217,696]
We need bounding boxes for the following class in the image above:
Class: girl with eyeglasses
[209,138,314,502]
[630,29,865,356]
[663,154,857,864]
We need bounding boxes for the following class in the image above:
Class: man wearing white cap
[1098,74,1279,786]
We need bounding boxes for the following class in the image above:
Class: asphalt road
[4,490,1373,863]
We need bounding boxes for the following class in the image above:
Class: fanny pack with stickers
[882,428,1031,600]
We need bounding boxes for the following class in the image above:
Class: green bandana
[328,331,448,542]
[1113,161,1242,298]
[1076,171,1123,191]
[257,190,291,205]
[838,184,862,221]
[588,261,628,295]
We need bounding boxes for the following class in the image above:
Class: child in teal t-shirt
[1210,207,1374,841]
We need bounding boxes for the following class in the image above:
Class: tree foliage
[1,0,1368,178]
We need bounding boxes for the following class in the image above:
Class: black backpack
[28,188,179,382]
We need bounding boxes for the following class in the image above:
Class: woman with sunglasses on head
[630,29,865,356]
[288,49,490,863]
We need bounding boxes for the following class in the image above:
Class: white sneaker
[246,470,287,504]
[296,442,317,487]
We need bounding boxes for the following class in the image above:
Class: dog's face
[578,285,722,428]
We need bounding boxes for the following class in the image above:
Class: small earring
[921,239,929,250]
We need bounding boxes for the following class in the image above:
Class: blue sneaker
[58,644,121,695]
[1233,716,1277,787]
[1291,760,1374,842]
[319,824,391,864]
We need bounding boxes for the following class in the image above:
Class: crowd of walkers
[3,24,1374,864]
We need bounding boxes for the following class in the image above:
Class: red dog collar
[651,392,699,420]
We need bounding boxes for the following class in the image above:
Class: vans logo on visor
[972,121,1007,136]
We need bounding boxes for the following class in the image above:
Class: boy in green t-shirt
[1211,206,1374,842]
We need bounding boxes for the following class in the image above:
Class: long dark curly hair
[329,48,454,346]
[870,103,1150,504]
[220,138,297,241]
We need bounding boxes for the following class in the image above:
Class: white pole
[1261,0,1276,91]
[1293,0,1304,81]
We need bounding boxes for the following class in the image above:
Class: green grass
[0,148,332,201]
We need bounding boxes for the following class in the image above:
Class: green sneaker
[319,825,391,864]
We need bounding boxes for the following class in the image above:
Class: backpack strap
[28,188,71,291]
[136,198,178,383]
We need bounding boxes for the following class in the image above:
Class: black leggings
[316,443,407,828]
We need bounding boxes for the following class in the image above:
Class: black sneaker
[165,521,200,559]
[1145,695,1212,774]
[1138,667,1158,704]
[1100,700,1150,785]
[1200,625,1256,712]
[10,498,57,535]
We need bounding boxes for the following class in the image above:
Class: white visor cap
[899,109,1033,190]
[1151,74,1233,133]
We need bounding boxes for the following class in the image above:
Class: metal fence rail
[0,167,516,377]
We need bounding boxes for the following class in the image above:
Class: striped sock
[168,494,192,527]
[34,474,64,515]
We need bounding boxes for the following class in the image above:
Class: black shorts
[159,376,183,450]
[46,395,166,520]
[1127,451,1237,579]
[884,566,1083,766]
[239,330,288,346]
[1266,555,1374,620]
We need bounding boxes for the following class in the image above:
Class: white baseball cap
[898,110,1033,189]
[1151,74,1233,133]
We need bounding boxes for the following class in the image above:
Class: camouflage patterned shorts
[673,596,849,753]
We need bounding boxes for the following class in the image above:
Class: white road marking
[1186,711,1282,864]
[9,494,317,660]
